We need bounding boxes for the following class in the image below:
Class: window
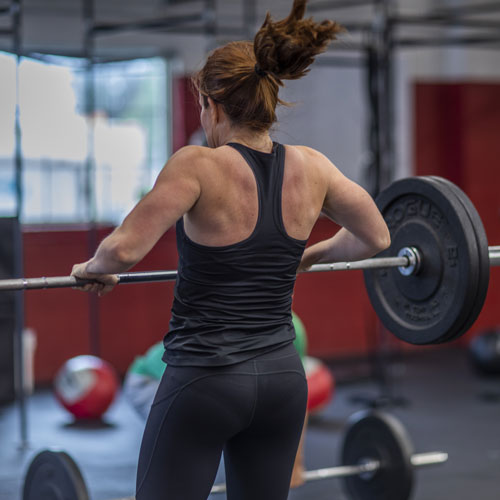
[0,52,169,224]
[0,51,17,215]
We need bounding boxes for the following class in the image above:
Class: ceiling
[1,0,499,61]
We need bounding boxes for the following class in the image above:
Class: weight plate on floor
[426,176,490,343]
[23,449,89,500]
[364,176,479,344]
[341,410,414,500]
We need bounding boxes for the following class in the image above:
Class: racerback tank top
[162,142,307,366]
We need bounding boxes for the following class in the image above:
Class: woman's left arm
[71,146,203,295]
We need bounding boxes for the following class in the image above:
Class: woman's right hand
[71,261,118,297]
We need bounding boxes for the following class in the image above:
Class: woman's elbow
[107,240,139,268]
[364,225,391,257]
[374,227,391,254]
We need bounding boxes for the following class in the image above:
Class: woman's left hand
[71,261,119,296]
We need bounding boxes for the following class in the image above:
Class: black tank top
[162,142,307,366]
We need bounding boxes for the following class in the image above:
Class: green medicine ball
[292,312,307,360]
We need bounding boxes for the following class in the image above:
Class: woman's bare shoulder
[283,144,340,177]
[285,144,335,163]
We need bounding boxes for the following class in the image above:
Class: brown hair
[192,0,344,132]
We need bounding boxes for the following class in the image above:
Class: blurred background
[1,1,500,499]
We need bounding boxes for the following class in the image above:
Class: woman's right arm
[70,146,204,294]
[298,155,390,271]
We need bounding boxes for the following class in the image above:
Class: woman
[71,1,390,498]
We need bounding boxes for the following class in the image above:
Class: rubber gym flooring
[1,346,499,500]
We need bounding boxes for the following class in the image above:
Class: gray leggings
[135,342,308,500]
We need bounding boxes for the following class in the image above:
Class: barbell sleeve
[305,255,410,273]
[489,247,500,266]
[409,451,449,467]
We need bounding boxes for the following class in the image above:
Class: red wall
[414,82,500,343]
[23,219,379,384]
[23,226,177,383]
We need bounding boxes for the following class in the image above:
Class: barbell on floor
[1,176,500,345]
[22,410,448,500]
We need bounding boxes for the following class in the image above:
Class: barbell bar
[2,244,500,291]
[22,410,449,500]
[0,249,418,292]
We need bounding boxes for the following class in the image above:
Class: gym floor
[1,346,499,500]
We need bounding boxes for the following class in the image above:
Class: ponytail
[193,0,344,132]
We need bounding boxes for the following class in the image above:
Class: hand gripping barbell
[1,176,499,345]
[22,410,448,500]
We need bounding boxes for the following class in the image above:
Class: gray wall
[272,65,368,186]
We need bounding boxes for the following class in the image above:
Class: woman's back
[182,142,329,247]
[165,141,312,366]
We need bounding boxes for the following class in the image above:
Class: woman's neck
[220,128,273,153]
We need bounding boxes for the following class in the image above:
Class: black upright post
[11,0,29,448]
[83,0,100,357]
[368,0,394,196]
[243,0,257,40]
[355,0,407,409]
[204,0,217,52]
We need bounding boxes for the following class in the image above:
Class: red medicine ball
[304,356,335,413]
[54,355,119,419]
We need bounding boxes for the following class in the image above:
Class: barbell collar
[397,246,421,276]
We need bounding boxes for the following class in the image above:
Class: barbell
[2,175,500,345]
[22,410,448,500]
